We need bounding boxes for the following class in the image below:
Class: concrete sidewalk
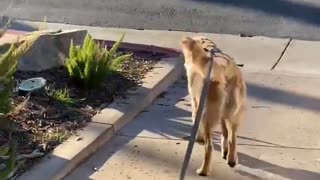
[4,19,320,76]
[65,72,320,180]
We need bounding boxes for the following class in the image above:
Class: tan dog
[180,36,247,176]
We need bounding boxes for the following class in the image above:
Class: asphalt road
[1,0,320,41]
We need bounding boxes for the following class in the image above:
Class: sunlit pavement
[65,72,320,180]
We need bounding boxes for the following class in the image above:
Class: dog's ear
[180,37,196,50]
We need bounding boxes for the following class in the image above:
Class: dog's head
[180,36,213,78]
[180,37,205,63]
[180,37,198,54]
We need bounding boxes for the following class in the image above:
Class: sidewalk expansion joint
[270,38,292,70]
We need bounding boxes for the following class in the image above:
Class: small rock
[76,137,83,141]
[37,143,47,152]
[93,167,98,171]
[38,119,46,127]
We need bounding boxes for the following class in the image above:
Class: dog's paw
[195,134,205,145]
[222,150,228,160]
[195,137,205,145]
[196,168,210,176]
[227,153,238,168]
[227,161,237,168]
[227,157,238,168]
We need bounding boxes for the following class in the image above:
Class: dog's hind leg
[196,108,220,176]
[226,105,245,168]
[220,119,228,160]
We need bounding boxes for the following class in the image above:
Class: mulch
[0,47,171,175]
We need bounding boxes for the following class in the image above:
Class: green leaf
[82,33,91,51]
[110,53,132,71]
[109,33,125,57]
[0,141,17,179]
[69,39,77,58]
[83,55,93,88]
[8,141,17,171]
[0,43,17,76]
[0,170,10,180]
[0,146,9,156]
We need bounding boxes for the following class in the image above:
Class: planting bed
[0,46,173,177]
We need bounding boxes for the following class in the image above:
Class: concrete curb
[16,37,185,179]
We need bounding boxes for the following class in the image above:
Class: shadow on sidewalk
[213,143,320,180]
[217,133,320,151]
[66,77,320,180]
[247,82,320,113]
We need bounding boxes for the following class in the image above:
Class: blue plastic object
[18,77,47,94]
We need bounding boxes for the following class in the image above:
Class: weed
[40,130,71,145]
[47,87,74,105]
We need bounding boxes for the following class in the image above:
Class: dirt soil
[0,47,171,176]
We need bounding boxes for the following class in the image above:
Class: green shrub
[0,26,38,179]
[0,34,38,115]
[66,33,132,90]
